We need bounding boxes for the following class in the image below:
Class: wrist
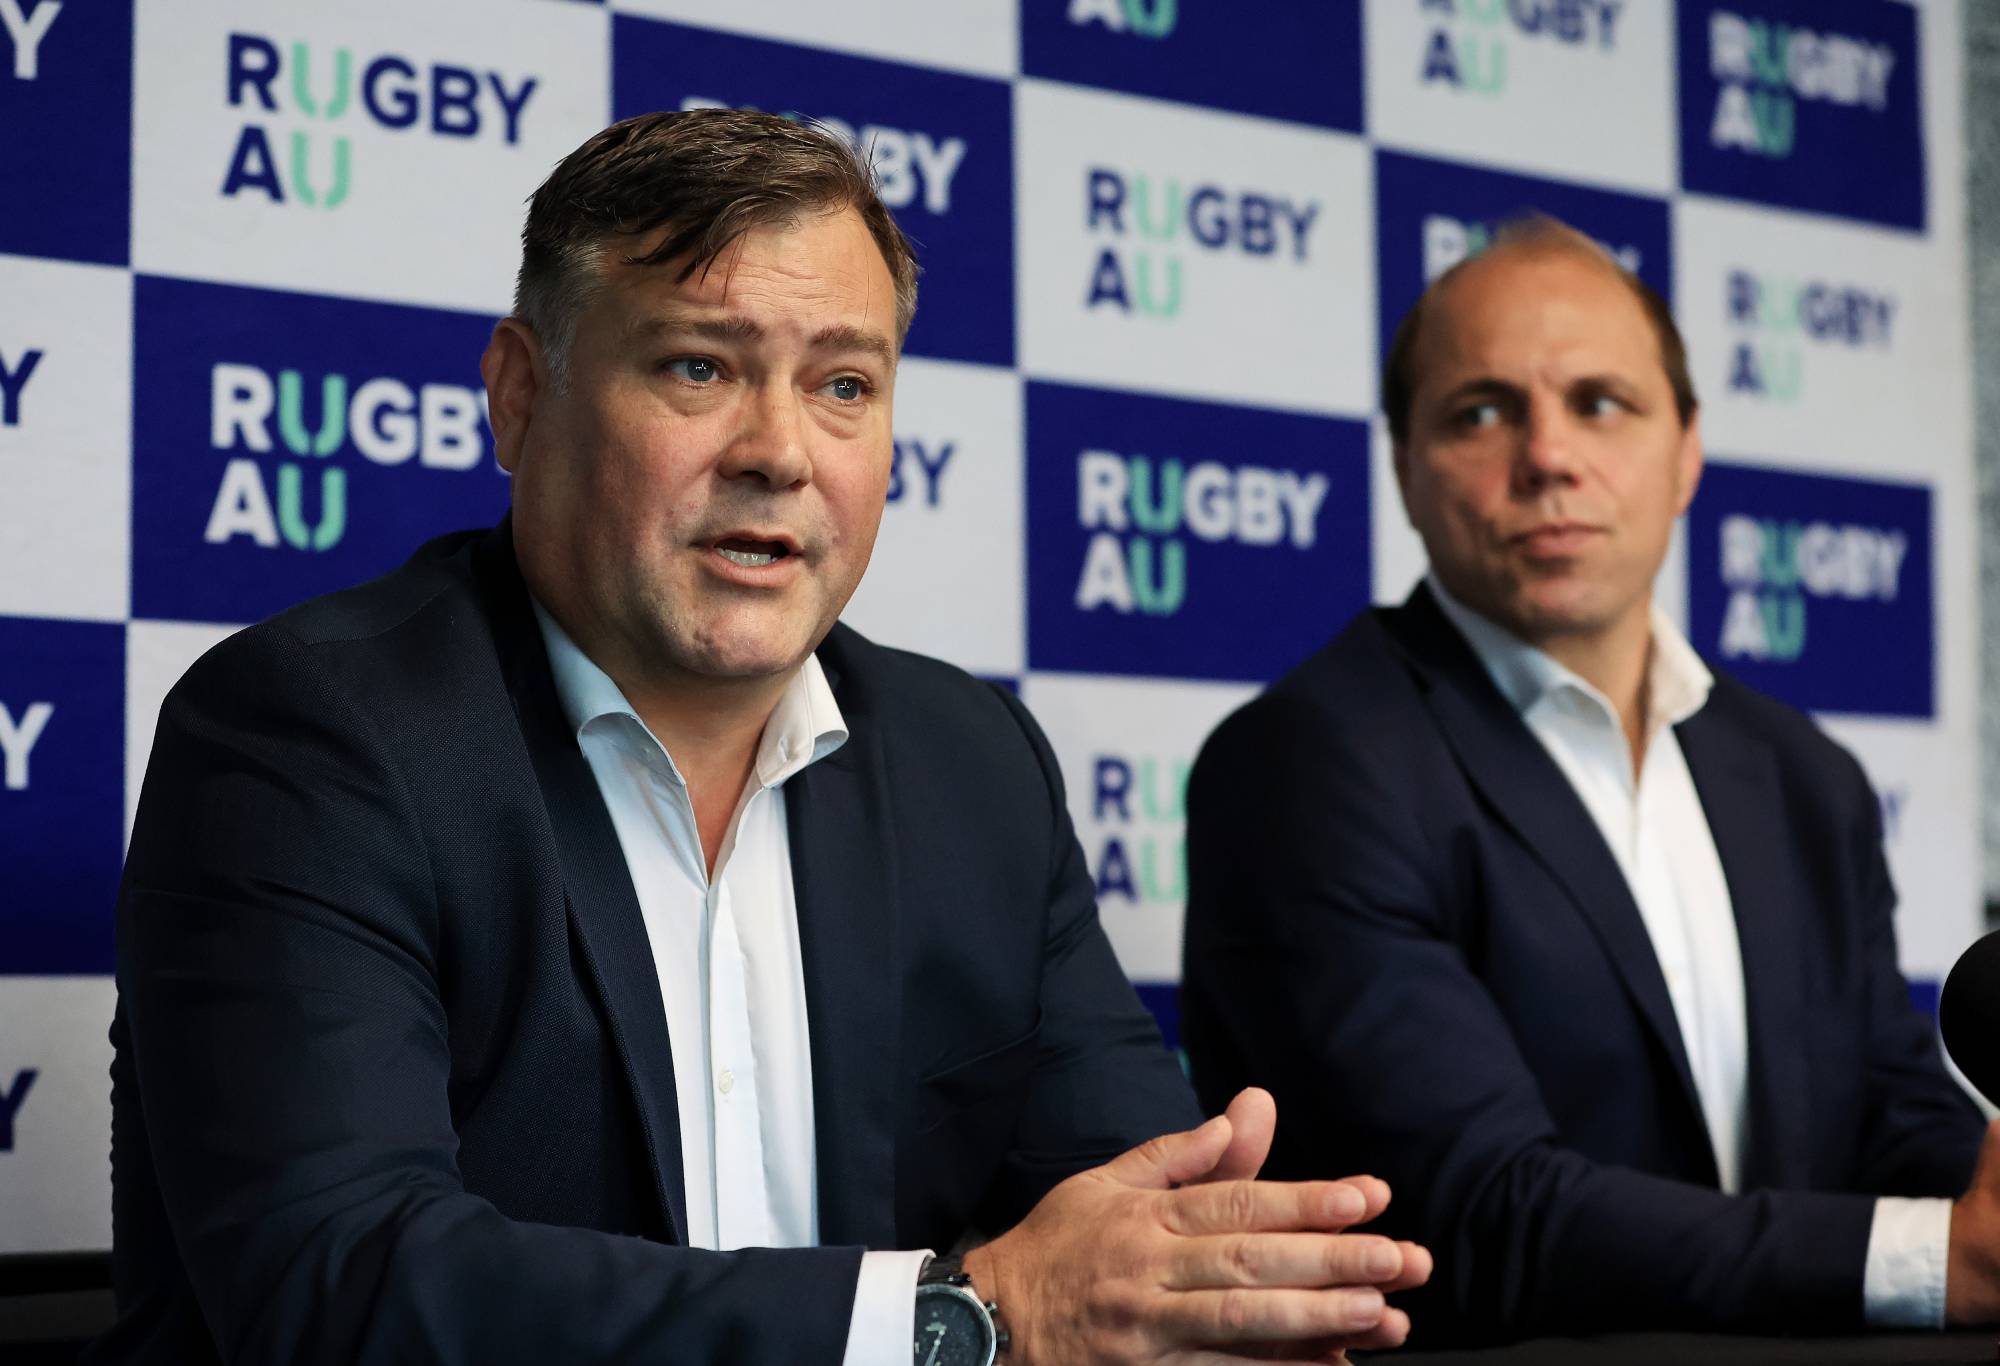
[1947,1196,2000,1324]
[960,1245,1021,1362]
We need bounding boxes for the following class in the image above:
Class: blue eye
[826,376,867,402]
[665,357,719,383]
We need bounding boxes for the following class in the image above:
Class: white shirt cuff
[1862,1195,1952,1328]
[839,1248,934,1366]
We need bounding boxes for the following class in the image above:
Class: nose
[1511,391,1581,496]
[718,381,813,490]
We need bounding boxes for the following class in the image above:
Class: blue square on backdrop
[1687,461,1932,719]
[131,276,510,627]
[1374,149,1674,366]
[611,16,1015,369]
[1020,0,1363,133]
[1026,380,1369,683]
[1677,0,1924,231]
[0,0,132,265]
[0,616,123,974]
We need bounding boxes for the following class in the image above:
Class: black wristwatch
[912,1254,1008,1365]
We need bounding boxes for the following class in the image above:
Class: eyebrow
[625,313,898,370]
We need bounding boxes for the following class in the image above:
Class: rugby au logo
[1066,0,1178,40]
[1418,0,1626,96]
[1089,751,1187,905]
[1083,168,1320,319]
[1073,449,1329,617]
[1723,269,1896,403]
[1705,10,1895,159]
[204,362,488,553]
[220,33,539,209]
[1716,514,1907,663]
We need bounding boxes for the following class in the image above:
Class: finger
[1316,1305,1413,1353]
[1165,1232,1406,1292]
[1161,1285,1387,1345]
[1383,1241,1433,1293]
[1100,1111,1236,1191]
[1164,1180,1371,1236]
[1180,1346,1349,1365]
[1328,1175,1390,1224]
[1191,1088,1277,1185]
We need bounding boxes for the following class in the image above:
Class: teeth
[718,547,777,567]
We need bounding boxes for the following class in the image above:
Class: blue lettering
[1727,270,1758,325]
[1187,186,1229,249]
[1238,194,1277,257]
[1087,167,1125,232]
[1096,836,1138,901]
[226,33,278,111]
[487,72,538,146]
[221,125,285,202]
[0,1069,35,1151]
[1094,756,1132,821]
[429,63,480,137]
[0,347,41,426]
[362,55,419,129]
[1087,247,1131,311]
[1423,27,1462,85]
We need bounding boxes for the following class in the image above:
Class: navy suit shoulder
[1182,588,1980,1343]
[100,524,1192,1365]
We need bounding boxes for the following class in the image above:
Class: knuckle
[1225,1234,1264,1283]
[1225,1180,1259,1227]
[1216,1286,1256,1335]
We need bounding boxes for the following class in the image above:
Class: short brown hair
[514,108,921,390]
[1380,214,1697,447]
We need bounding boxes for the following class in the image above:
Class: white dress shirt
[535,601,930,1364]
[1428,576,1951,1328]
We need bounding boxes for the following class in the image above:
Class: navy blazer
[92,522,1197,1365]
[1181,585,1982,1344]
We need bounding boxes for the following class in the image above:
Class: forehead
[1416,247,1661,382]
[590,208,897,339]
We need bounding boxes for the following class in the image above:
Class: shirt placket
[708,811,769,1252]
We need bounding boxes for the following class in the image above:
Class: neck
[1537,609,1655,770]
[627,670,791,878]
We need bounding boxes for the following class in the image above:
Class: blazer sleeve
[1181,693,1885,1341]
[115,624,863,1366]
[970,683,1204,1230]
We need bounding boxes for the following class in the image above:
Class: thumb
[1099,1110,1234,1191]
[1191,1088,1277,1185]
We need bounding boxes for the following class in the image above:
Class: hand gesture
[962,1088,1431,1364]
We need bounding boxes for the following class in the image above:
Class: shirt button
[717,1069,735,1095]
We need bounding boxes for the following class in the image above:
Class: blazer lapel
[786,645,903,1250]
[473,524,689,1244]
[1387,587,1707,1139]
[1676,702,1808,1191]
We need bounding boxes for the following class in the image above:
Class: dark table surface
[1370,1331,1998,1364]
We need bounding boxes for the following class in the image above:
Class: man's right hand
[1948,1119,2000,1323]
[961,1089,1431,1364]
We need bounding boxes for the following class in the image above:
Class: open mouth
[714,538,793,568]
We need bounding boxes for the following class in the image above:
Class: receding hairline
[1386,220,1697,444]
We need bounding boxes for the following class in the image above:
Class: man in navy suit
[94,109,1429,1365]
[1181,216,2000,1345]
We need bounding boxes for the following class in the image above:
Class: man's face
[1394,247,1702,649]
[498,207,899,690]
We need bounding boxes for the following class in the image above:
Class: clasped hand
[962,1088,1431,1364]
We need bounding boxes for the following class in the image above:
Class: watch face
[912,1284,994,1366]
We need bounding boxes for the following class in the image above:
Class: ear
[481,318,545,477]
[1389,429,1420,529]
[1673,408,1704,518]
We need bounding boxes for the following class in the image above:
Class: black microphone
[1940,929,2000,1107]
